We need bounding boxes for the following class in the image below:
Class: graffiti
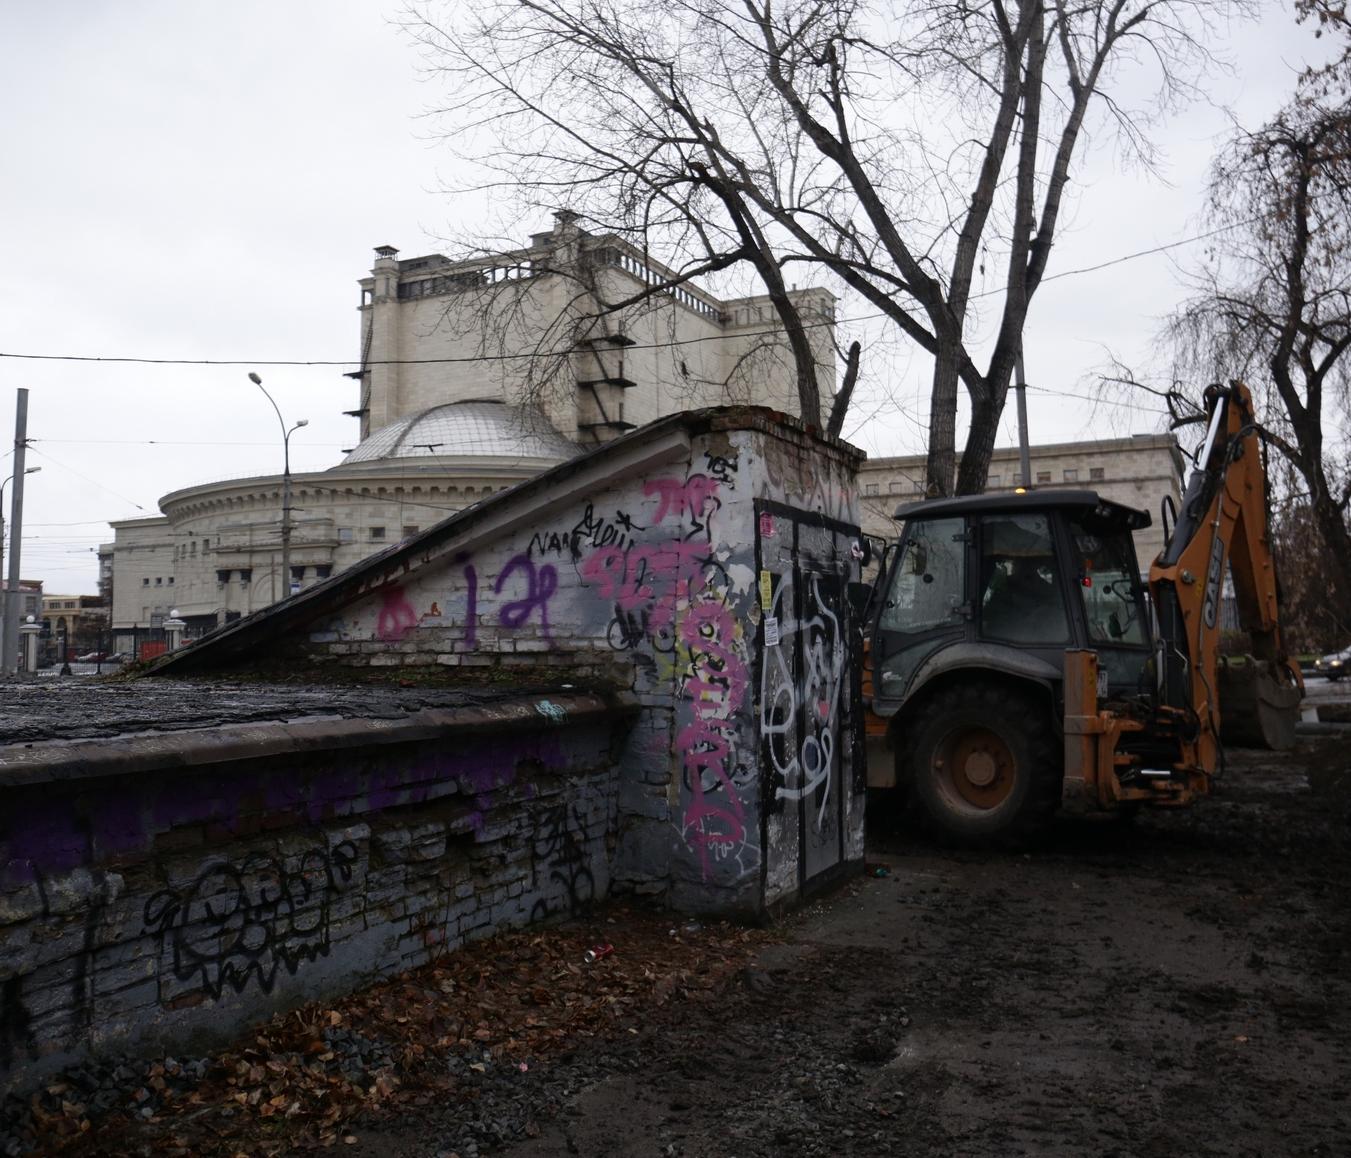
[678,598,752,878]
[530,505,645,558]
[535,699,567,722]
[582,540,716,635]
[528,529,574,557]
[605,605,677,653]
[494,554,557,641]
[761,571,846,828]
[572,504,643,553]
[570,470,756,881]
[703,451,736,486]
[644,474,720,532]
[143,841,358,1001]
[375,585,419,642]
[529,802,595,921]
[455,553,479,648]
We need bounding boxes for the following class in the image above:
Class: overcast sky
[0,0,1331,593]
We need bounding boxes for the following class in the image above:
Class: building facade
[39,594,108,662]
[106,215,838,636]
[856,434,1185,566]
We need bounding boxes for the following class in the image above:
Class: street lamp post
[0,465,40,663]
[247,373,308,603]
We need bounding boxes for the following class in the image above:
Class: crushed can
[583,942,615,964]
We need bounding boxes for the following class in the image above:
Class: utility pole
[1014,348,1033,490]
[0,465,40,664]
[4,389,31,674]
[247,373,307,604]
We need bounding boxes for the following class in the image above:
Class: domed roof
[339,401,578,465]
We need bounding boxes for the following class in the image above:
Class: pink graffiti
[580,539,708,632]
[677,597,750,879]
[375,584,419,642]
[644,474,720,525]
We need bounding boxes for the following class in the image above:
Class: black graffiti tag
[143,841,357,1001]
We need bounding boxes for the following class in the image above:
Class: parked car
[74,651,108,663]
[1314,647,1351,681]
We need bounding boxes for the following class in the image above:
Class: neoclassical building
[103,214,838,640]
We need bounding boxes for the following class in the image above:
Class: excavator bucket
[1218,658,1302,750]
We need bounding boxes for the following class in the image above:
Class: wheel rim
[932,725,1017,812]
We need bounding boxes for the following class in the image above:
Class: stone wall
[0,702,625,1092]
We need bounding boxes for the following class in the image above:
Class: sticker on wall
[764,616,781,646]
[759,570,773,609]
[759,512,775,539]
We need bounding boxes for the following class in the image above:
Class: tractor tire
[902,681,1062,843]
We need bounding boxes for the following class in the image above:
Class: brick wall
[281,421,866,914]
[0,706,624,1093]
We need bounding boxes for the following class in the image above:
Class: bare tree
[1167,77,1351,595]
[406,0,1231,487]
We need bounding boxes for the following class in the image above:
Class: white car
[1314,647,1351,681]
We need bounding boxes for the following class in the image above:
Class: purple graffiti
[494,554,558,642]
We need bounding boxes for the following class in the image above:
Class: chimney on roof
[374,245,399,259]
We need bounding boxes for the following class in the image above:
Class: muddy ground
[340,732,1350,1158]
[13,730,1350,1158]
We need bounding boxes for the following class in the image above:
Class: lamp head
[170,609,180,618]
[24,467,40,475]
[248,372,263,385]
[296,419,309,428]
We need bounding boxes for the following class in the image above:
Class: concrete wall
[0,699,625,1093]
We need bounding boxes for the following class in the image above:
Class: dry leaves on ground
[25,906,773,1157]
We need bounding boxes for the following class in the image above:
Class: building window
[402,525,420,538]
[315,564,332,579]
[216,569,230,585]
[865,483,879,496]
[370,527,386,541]
[167,577,174,585]
[338,528,354,543]
[290,566,305,581]
[239,569,252,584]
[1063,469,1078,482]
[889,481,904,494]
[1036,471,1052,484]
[202,538,210,551]
[190,542,197,555]
[142,577,150,586]
[1090,467,1105,481]
[989,474,1001,488]
[154,577,162,586]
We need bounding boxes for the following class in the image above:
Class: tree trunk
[925,340,961,496]
[1308,482,1351,625]
[956,385,1005,495]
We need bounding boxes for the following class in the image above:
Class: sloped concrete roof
[147,406,865,676]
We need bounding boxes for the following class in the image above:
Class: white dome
[339,401,578,465]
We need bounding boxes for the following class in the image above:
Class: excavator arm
[1148,382,1303,768]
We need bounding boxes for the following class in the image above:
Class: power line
[32,438,351,449]
[0,220,1253,370]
